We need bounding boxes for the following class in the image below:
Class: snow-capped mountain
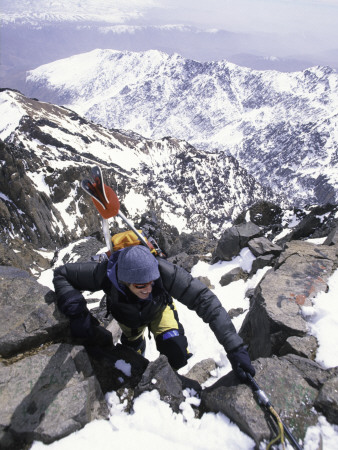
[26,49,338,206]
[0,88,278,249]
[3,0,337,97]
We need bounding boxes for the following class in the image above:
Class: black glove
[69,310,100,339]
[69,311,113,347]
[90,325,113,347]
[227,345,255,382]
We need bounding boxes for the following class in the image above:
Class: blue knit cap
[117,245,160,284]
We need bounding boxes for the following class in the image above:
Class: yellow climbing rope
[266,406,285,450]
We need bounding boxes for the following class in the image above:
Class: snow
[302,269,338,368]
[31,389,256,450]
[115,360,132,377]
[161,209,188,234]
[33,243,338,449]
[0,91,26,140]
[26,170,51,195]
[123,190,148,216]
[304,416,338,450]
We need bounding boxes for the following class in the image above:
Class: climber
[53,245,255,378]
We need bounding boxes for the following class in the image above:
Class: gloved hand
[69,310,100,339]
[227,345,256,382]
[69,311,113,347]
[90,325,113,347]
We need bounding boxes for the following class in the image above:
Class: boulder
[234,201,283,227]
[324,227,338,246]
[282,354,338,390]
[315,376,338,425]
[184,358,217,385]
[250,254,275,275]
[196,276,214,289]
[213,222,262,261]
[0,343,108,448]
[0,266,68,357]
[228,307,245,319]
[201,356,319,446]
[279,335,318,360]
[220,267,249,287]
[247,236,283,257]
[239,241,336,360]
[134,355,185,412]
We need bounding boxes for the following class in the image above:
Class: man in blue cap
[53,245,255,380]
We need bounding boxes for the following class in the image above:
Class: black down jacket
[53,257,243,353]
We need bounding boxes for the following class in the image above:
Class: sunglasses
[132,281,154,289]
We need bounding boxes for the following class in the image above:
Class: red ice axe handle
[90,184,151,251]
[91,185,120,219]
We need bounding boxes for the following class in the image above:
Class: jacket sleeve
[158,258,243,353]
[53,261,108,317]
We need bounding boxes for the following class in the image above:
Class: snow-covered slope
[0,89,278,247]
[26,49,338,206]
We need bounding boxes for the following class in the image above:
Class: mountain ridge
[25,49,338,206]
[0,88,280,251]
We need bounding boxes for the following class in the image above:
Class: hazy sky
[3,1,338,42]
[143,0,338,39]
[2,0,337,73]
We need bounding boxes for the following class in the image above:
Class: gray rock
[282,354,337,390]
[237,222,264,248]
[201,356,318,446]
[220,267,248,286]
[234,201,283,227]
[240,241,336,360]
[167,252,200,272]
[250,254,275,275]
[213,222,262,261]
[280,335,318,360]
[134,355,184,412]
[60,237,106,264]
[228,307,245,319]
[324,227,338,246]
[276,205,338,245]
[0,238,52,276]
[178,231,217,256]
[196,276,214,289]
[0,266,69,357]
[106,319,123,344]
[184,358,217,385]
[0,343,108,448]
[213,226,241,261]
[315,376,338,425]
[247,236,283,257]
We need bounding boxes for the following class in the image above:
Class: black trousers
[120,302,192,370]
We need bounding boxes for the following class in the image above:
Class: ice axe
[246,373,302,450]
[81,166,163,255]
